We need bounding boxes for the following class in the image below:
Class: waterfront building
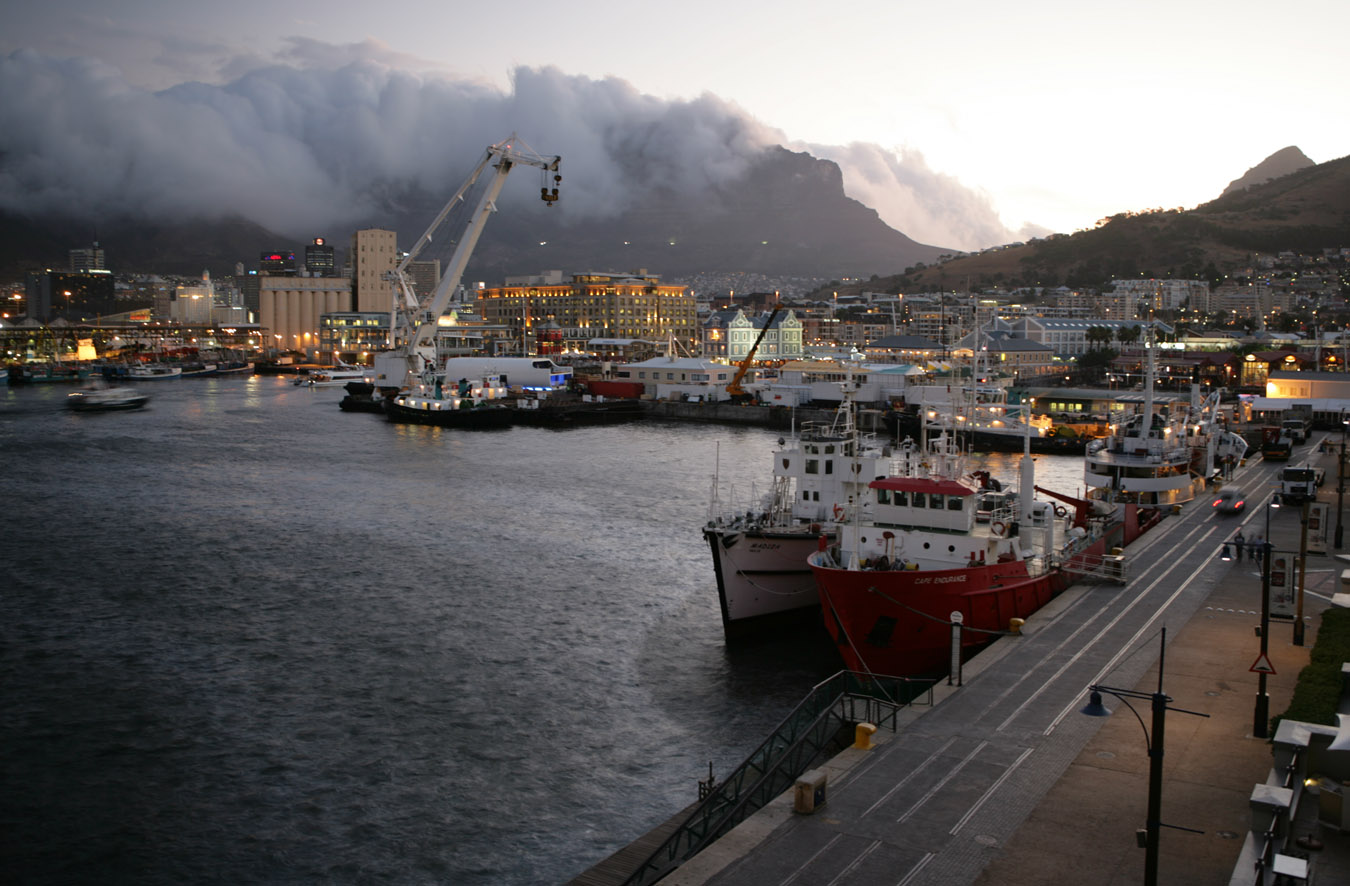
[171,272,215,325]
[611,356,734,400]
[24,269,117,322]
[260,276,352,359]
[351,228,398,314]
[318,312,388,364]
[476,270,697,355]
[701,308,804,362]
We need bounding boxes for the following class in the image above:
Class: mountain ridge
[0,146,947,284]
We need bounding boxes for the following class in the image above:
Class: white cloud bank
[0,47,1019,252]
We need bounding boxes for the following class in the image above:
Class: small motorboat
[66,378,150,412]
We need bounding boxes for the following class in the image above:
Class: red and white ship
[808,435,1159,677]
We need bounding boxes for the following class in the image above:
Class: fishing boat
[807,431,1159,677]
[66,378,149,412]
[703,397,889,638]
[383,374,513,429]
[126,363,183,381]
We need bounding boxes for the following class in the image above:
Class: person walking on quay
[1249,533,1262,561]
[1233,529,1245,560]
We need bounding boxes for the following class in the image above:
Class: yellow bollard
[853,722,877,749]
[1009,617,1025,635]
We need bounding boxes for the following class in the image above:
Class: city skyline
[1,0,1347,253]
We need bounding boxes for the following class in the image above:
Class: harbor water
[0,377,1083,884]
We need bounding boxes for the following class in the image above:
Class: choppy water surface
[0,378,1081,884]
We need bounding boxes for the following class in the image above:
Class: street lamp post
[1081,627,1209,886]
[1337,412,1347,550]
[1256,498,1277,737]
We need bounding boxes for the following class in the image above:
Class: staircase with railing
[619,670,933,886]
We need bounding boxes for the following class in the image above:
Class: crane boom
[726,305,782,400]
[373,135,561,390]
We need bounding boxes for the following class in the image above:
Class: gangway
[617,671,933,886]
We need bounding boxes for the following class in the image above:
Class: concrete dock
[586,433,1350,886]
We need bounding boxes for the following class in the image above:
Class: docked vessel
[887,382,1088,454]
[1083,344,1246,506]
[383,374,514,429]
[66,378,149,412]
[295,364,371,387]
[703,400,889,638]
[126,363,183,381]
[807,435,1157,677]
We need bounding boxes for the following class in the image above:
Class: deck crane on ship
[371,135,562,393]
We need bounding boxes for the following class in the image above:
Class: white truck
[1280,462,1325,504]
[1281,417,1311,444]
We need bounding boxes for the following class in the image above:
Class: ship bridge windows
[806,459,819,474]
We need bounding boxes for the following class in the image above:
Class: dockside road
[654,436,1343,886]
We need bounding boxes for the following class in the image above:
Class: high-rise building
[260,251,297,276]
[304,238,335,277]
[350,229,398,314]
[69,242,106,273]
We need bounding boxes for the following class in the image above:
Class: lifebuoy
[833,504,846,521]
[991,520,1006,537]
[1053,504,1068,518]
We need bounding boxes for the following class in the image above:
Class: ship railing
[619,670,935,886]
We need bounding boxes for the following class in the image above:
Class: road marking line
[950,746,1034,835]
[897,741,988,823]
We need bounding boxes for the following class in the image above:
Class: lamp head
[1080,690,1111,717]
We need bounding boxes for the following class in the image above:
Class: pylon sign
[1250,653,1276,675]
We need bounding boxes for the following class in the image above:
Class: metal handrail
[621,670,934,886]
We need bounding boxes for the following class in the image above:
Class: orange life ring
[833,504,846,521]
[1053,504,1068,518]
[991,520,1006,536]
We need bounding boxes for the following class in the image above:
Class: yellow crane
[725,305,782,402]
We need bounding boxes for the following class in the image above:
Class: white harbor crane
[372,135,561,391]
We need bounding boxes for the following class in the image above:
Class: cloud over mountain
[0,47,1018,252]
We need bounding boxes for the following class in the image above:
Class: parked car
[1213,487,1245,515]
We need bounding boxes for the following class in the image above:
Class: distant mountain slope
[0,146,947,283]
[1221,146,1315,197]
[890,151,1350,292]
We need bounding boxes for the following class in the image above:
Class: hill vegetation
[848,153,1350,296]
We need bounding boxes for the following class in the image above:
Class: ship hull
[704,527,827,638]
[384,399,514,429]
[810,557,1070,677]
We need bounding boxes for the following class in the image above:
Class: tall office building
[304,238,336,276]
[260,251,297,276]
[69,242,106,273]
[350,228,398,314]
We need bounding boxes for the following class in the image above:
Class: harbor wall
[640,400,887,432]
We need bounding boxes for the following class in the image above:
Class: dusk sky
[2,0,1346,252]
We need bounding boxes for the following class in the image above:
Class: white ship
[702,396,888,638]
[1084,339,1246,506]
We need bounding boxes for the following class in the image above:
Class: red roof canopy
[870,477,973,496]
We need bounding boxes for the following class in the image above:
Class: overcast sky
[2,0,1346,252]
